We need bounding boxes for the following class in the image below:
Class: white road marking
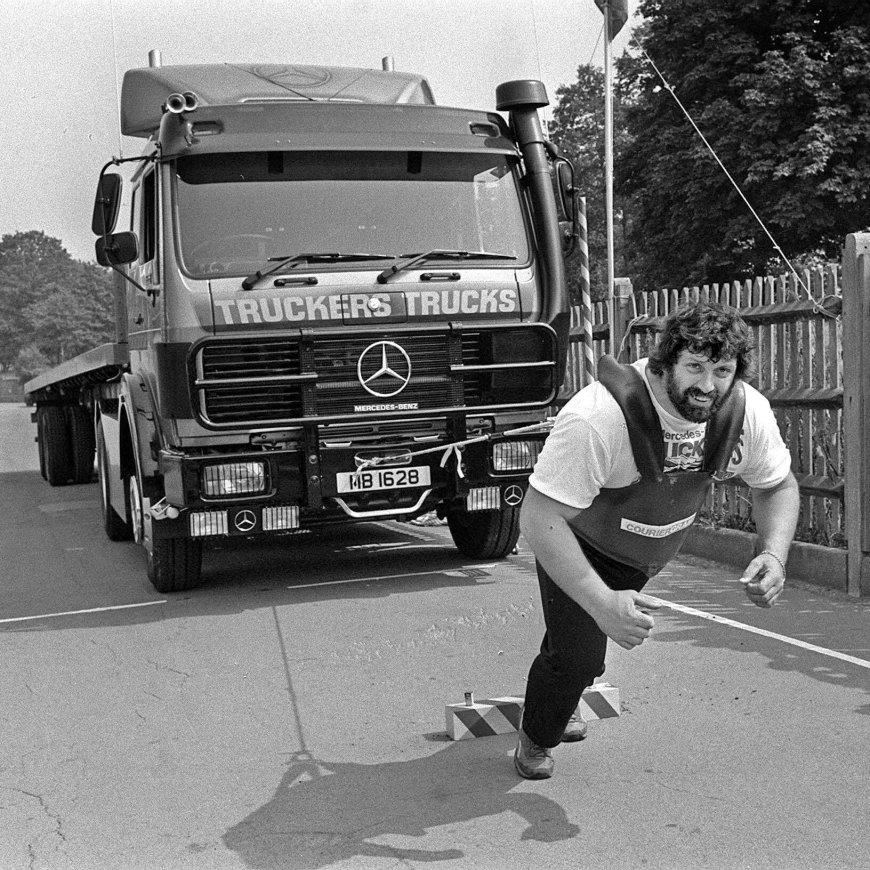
[656,598,870,670]
[289,564,496,589]
[0,600,167,625]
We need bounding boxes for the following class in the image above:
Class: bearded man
[514,300,798,779]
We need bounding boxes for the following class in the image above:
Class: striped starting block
[445,683,620,741]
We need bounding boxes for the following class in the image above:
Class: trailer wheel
[128,472,202,592]
[96,423,132,541]
[36,414,48,480]
[39,406,72,486]
[447,503,520,559]
[68,406,96,484]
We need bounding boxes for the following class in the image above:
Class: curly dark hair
[647,301,755,381]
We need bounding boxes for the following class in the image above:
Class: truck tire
[68,406,96,484]
[96,423,132,541]
[37,415,48,480]
[146,538,203,594]
[447,504,520,559]
[39,406,73,486]
[128,472,202,592]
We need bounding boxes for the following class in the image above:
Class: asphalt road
[1,403,868,870]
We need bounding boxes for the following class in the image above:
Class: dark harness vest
[567,355,746,576]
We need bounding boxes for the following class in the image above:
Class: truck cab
[27,60,577,592]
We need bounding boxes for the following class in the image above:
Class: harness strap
[595,354,745,480]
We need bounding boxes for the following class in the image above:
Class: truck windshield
[174,151,529,279]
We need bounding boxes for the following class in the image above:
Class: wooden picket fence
[559,234,870,597]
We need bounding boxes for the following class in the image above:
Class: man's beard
[664,370,731,423]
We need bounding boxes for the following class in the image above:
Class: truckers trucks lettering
[213,288,520,325]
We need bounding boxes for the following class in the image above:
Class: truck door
[128,166,162,343]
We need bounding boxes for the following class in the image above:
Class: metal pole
[603,1,616,355]
[578,196,596,383]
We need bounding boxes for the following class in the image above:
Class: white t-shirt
[529,358,792,510]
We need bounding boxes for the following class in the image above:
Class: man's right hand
[593,590,663,650]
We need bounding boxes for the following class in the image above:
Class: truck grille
[193,327,555,428]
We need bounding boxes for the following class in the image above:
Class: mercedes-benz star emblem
[234,509,257,533]
[357,341,412,398]
[504,485,525,507]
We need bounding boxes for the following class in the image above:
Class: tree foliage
[548,65,632,301]
[0,231,114,378]
[616,0,870,289]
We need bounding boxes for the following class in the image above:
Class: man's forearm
[751,472,800,562]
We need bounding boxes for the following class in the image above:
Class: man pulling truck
[515,301,799,779]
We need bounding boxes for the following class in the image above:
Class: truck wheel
[96,423,132,541]
[447,504,520,559]
[39,406,72,486]
[146,538,203,594]
[128,472,202,592]
[68,406,96,484]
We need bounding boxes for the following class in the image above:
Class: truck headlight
[201,461,267,497]
[492,440,543,472]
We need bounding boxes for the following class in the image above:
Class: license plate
[336,465,431,493]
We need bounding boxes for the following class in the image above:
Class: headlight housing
[201,461,267,497]
[491,440,543,472]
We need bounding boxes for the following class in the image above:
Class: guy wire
[108,0,123,158]
[632,38,834,317]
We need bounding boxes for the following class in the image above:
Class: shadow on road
[1,518,521,632]
[223,741,579,869]
[218,601,578,868]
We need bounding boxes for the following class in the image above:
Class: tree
[0,231,114,373]
[0,231,69,369]
[618,0,870,289]
[548,65,633,301]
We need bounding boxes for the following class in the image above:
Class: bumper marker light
[262,506,300,531]
[189,511,228,537]
[466,487,500,511]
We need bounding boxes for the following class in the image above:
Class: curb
[681,526,849,594]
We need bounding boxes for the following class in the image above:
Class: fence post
[610,277,634,361]
[842,234,870,597]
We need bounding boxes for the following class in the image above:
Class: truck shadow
[222,740,580,869]
[0,518,527,632]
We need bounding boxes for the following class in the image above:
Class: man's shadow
[223,739,580,869]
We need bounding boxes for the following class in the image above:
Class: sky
[1,0,636,264]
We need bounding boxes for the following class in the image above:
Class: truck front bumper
[153,430,546,540]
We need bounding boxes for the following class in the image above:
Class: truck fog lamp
[466,486,500,511]
[189,511,228,537]
[262,506,300,531]
[202,461,266,497]
[492,440,542,472]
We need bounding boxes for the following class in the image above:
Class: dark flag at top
[594,0,629,39]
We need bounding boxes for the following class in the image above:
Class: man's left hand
[739,553,785,608]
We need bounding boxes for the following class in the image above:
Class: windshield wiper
[242,252,395,291]
[377,249,517,284]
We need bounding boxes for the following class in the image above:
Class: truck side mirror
[554,159,579,257]
[554,161,573,218]
[95,232,139,267]
[92,173,122,236]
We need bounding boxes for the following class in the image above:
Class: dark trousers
[521,539,648,748]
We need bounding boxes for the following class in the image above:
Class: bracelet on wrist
[759,549,786,576]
